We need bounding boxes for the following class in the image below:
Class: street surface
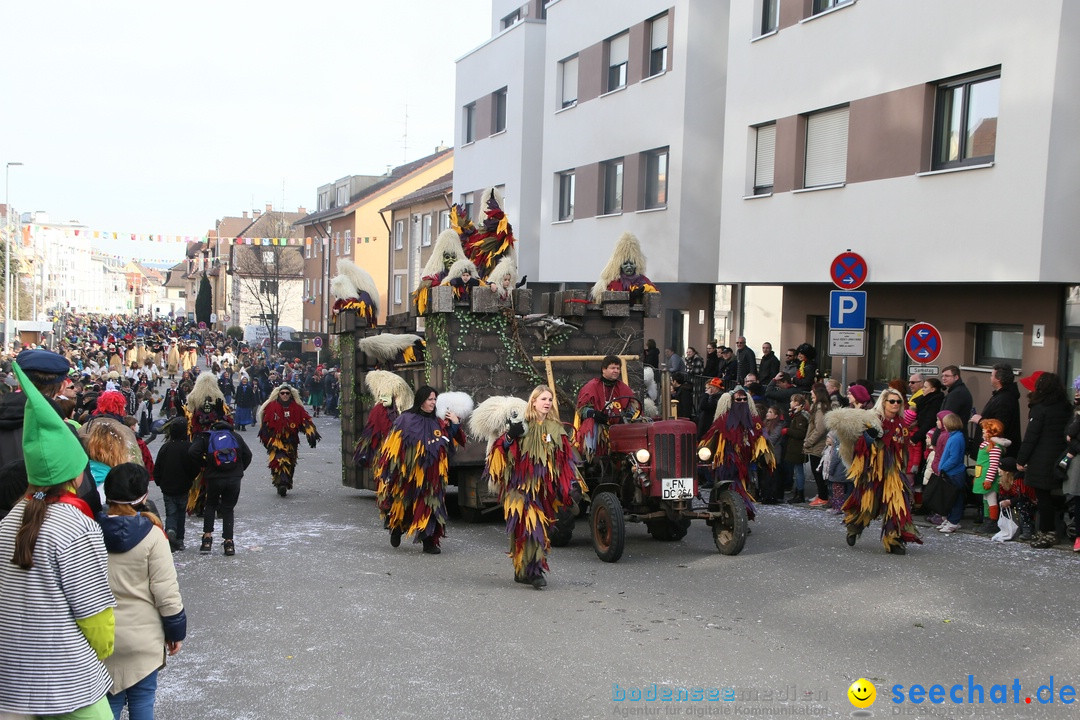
[147,414,1079,719]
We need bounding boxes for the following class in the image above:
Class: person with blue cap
[0,361,117,719]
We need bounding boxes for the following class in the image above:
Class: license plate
[661,477,694,500]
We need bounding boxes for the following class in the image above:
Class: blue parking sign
[829,291,866,330]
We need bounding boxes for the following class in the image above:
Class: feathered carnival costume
[697,388,775,521]
[412,224,467,315]
[183,372,233,512]
[574,370,638,463]
[257,384,321,493]
[375,387,468,549]
[826,402,922,554]
[589,231,659,304]
[463,187,517,280]
[356,333,425,366]
[353,370,412,468]
[441,258,482,300]
[486,253,519,300]
[474,393,583,585]
[330,259,379,327]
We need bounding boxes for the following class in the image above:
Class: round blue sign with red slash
[905,322,942,364]
[313,336,323,348]
[830,252,868,290]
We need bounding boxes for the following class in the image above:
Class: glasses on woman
[885,399,901,405]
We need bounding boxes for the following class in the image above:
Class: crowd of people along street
[3,313,1080,717]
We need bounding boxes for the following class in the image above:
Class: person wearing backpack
[188,419,252,556]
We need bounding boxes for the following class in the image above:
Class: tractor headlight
[634,448,651,464]
[698,447,712,462]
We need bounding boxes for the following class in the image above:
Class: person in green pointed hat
[0,361,117,719]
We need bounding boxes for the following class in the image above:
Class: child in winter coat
[153,419,200,552]
[924,411,953,526]
[98,463,186,720]
[824,431,851,513]
[973,418,1010,534]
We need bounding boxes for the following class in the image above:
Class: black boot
[390,529,402,548]
[422,538,441,555]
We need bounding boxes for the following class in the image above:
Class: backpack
[208,429,240,469]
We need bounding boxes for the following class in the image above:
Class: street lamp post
[4,161,24,353]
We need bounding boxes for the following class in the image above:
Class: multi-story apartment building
[455,0,729,354]
[458,0,1080,400]
[383,172,453,320]
[720,0,1080,395]
[295,148,453,354]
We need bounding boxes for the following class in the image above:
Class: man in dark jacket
[718,347,738,389]
[696,377,723,438]
[758,342,780,385]
[940,365,973,421]
[703,343,720,379]
[734,337,757,386]
[971,363,1021,457]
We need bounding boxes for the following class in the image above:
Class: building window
[804,106,849,188]
[336,186,348,207]
[262,250,274,265]
[559,56,578,108]
[761,0,778,34]
[439,209,450,230]
[394,275,403,305]
[502,9,521,29]
[421,214,432,247]
[492,87,507,133]
[602,158,624,214]
[557,171,575,221]
[648,13,668,77]
[461,192,474,221]
[974,323,1023,366]
[343,230,351,254]
[813,0,852,14]
[753,123,776,195]
[305,242,311,259]
[259,280,278,294]
[932,69,1000,170]
[394,220,404,251]
[463,103,476,143]
[606,32,629,91]
[305,278,310,296]
[643,147,669,209]
[869,320,907,389]
[333,232,340,256]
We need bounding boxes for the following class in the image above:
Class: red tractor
[567,417,749,562]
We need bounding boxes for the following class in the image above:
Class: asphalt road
[145,414,1079,720]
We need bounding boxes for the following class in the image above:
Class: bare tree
[232,213,303,349]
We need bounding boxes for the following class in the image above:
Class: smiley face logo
[847,678,876,709]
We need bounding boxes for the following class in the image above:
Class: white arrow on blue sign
[829,290,867,330]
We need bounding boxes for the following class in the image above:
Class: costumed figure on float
[589,232,659,304]
[257,384,320,497]
[462,187,517,281]
[442,258,483,301]
[827,387,922,555]
[411,218,469,315]
[330,259,379,328]
[375,387,470,554]
[353,370,412,469]
[356,333,426,368]
[697,385,775,522]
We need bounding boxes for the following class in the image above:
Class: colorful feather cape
[840,414,922,549]
[332,295,377,327]
[487,418,580,579]
[463,189,516,280]
[375,412,465,544]
[354,402,398,468]
[257,398,320,477]
[698,413,775,520]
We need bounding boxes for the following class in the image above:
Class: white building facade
[455,0,729,351]
[720,0,1080,394]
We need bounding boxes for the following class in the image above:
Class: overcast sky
[2,0,491,264]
